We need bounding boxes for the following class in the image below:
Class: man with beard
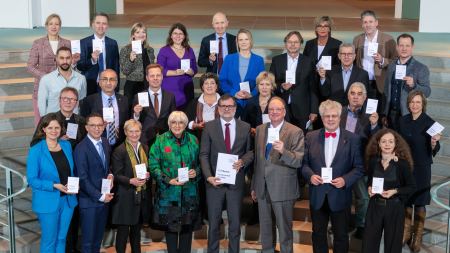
[38,46,87,116]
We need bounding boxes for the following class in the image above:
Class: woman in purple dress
[157,23,198,110]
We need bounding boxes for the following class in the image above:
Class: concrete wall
[0,0,34,28]
[419,0,450,32]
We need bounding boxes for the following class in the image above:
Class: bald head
[212,12,229,36]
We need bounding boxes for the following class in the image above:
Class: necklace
[172,46,184,50]
[47,142,59,150]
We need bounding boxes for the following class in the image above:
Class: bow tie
[325,132,336,138]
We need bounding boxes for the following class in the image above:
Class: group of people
[26,8,442,253]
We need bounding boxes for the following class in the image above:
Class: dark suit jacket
[198,33,237,74]
[270,53,318,130]
[133,90,176,147]
[74,136,112,208]
[319,65,370,106]
[340,106,379,152]
[302,129,364,211]
[303,37,342,66]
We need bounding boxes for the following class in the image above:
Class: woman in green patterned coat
[149,111,201,253]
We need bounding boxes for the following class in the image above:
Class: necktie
[325,131,336,138]
[99,52,104,72]
[225,123,231,153]
[218,37,223,73]
[265,143,272,160]
[97,141,106,171]
[153,93,160,118]
[107,97,116,145]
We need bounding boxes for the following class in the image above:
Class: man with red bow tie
[302,99,364,253]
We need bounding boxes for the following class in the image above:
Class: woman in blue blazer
[219,28,265,117]
[27,113,78,253]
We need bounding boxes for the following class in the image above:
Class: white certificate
[178,167,189,183]
[67,177,79,193]
[321,167,333,183]
[66,123,78,140]
[239,81,251,93]
[267,128,279,144]
[367,42,378,56]
[365,99,378,114]
[320,56,332,70]
[262,114,270,124]
[305,120,312,130]
[395,65,407,80]
[138,92,149,107]
[132,40,142,54]
[215,153,238,185]
[372,177,384,194]
[426,121,445,136]
[210,40,219,54]
[135,163,147,179]
[101,179,111,194]
[102,107,114,123]
[181,59,190,71]
[285,70,296,84]
[92,39,103,53]
[71,40,81,54]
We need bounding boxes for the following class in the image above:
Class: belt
[374,197,400,206]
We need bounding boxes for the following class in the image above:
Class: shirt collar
[365,29,379,42]
[215,32,227,40]
[220,117,235,126]
[101,91,116,100]
[87,134,102,145]
[198,93,220,106]
[94,34,105,41]
[270,120,284,130]
[325,127,340,135]
[341,64,353,72]
[148,88,162,95]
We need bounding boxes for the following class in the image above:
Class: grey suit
[252,122,304,253]
[199,118,253,253]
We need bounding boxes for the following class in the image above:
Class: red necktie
[225,123,231,153]
[218,37,223,73]
[325,132,336,138]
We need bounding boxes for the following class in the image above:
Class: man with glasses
[199,94,253,253]
[38,46,87,116]
[318,43,369,106]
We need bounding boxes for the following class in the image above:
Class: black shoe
[354,227,364,240]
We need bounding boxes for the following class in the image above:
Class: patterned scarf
[125,141,148,192]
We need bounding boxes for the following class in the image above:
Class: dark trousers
[66,206,80,253]
[310,196,350,253]
[165,230,193,253]
[79,206,109,253]
[115,224,142,253]
[123,80,146,108]
[362,198,405,253]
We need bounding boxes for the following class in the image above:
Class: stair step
[0,128,33,150]
[0,66,31,79]
[0,51,29,64]
[0,112,34,132]
[0,82,34,97]
[430,69,450,83]
[0,78,34,86]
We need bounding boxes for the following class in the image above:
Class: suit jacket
[133,90,176,147]
[303,37,342,66]
[340,106,379,151]
[74,136,112,208]
[319,65,369,106]
[198,33,237,74]
[252,122,304,202]
[270,53,318,130]
[383,57,431,116]
[27,139,78,213]
[353,31,397,92]
[302,129,364,211]
[199,118,254,190]
[79,93,129,146]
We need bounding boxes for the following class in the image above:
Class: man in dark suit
[74,113,114,253]
[199,94,254,253]
[80,69,129,149]
[270,31,318,132]
[318,43,370,106]
[77,12,120,96]
[132,64,176,147]
[251,97,304,253]
[198,12,237,75]
[302,100,364,253]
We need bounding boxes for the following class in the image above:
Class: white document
[67,177,79,194]
[285,70,296,84]
[305,120,312,130]
[239,81,251,93]
[181,59,190,71]
[178,167,189,183]
[71,40,81,54]
[367,42,378,56]
[92,39,103,53]
[372,177,384,194]
[215,153,238,185]
[102,107,114,123]
[365,99,378,114]
[138,92,150,107]
[101,179,111,194]
[210,40,219,54]
[427,122,445,136]
[267,128,279,144]
[132,40,142,54]
[66,123,78,140]
[395,65,407,80]
[262,114,270,124]
[135,163,147,179]
[320,56,332,70]
[321,167,333,183]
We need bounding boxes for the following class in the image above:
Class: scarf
[125,141,148,192]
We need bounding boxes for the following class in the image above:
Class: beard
[59,64,70,71]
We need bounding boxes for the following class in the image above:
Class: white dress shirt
[363,30,378,81]
[324,128,340,168]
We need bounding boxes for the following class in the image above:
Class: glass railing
[431,180,450,253]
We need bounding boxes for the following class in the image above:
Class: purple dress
[157,45,198,109]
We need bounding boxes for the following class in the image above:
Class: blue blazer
[27,139,78,213]
[302,129,364,212]
[219,52,265,108]
[74,136,111,208]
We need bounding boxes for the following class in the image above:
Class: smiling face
[59,90,78,114]
[86,116,105,140]
[322,107,340,132]
[171,28,185,46]
[397,37,414,61]
[146,67,163,91]
[338,46,356,68]
[202,78,218,96]
[316,21,330,38]
[268,99,286,126]
[285,34,301,55]
[379,132,396,155]
[92,15,109,38]
[125,124,142,145]
[43,120,62,141]
[218,98,237,121]
[98,70,118,96]
[237,32,251,51]
[212,13,228,36]
[361,15,378,35]
[46,17,61,37]
[132,27,147,42]
[408,94,423,115]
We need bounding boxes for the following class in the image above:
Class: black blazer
[319,65,369,106]
[303,37,342,66]
[340,106,379,151]
[198,33,237,74]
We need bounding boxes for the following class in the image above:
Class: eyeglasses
[87,124,104,129]
[339,53,354,57]
[219,104,236,110]
[170,121,186,126]
[99,77,118,83]
[172,32,185,36]
[60,97,78,102]
[268,108,285,113]
[286,40,300,45]
[316,25,330,29]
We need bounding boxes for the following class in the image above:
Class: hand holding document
[267,128,279,144]
[178,167,189,183]
[101,179,111,194]
[66,123,78,139]
[132,40,142,54]
[239,81,251,93]
[320,56,332,70]
[367,42,378,56]
[92,39,103,53]
[210,40,219,54]
[285,70,296,84]
[138,92,150,107]
[181,59,190,72]
[67,177,79,194]
[365,99,378,114]
[71,40,81,54]
[321,167,333,183]
[102,107,114,123]
[215,153,238,185]
[372,177,384,194]
[395,65,407,80]
[135,164,147,179]
[427,122,445,136]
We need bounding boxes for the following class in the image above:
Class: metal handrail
[0,163,27,203]
[431,180,450,253]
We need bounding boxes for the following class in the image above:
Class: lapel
[243,53,255,82]
[318,129,326,166]
[312,39,319,60]
[262,123,269,157]
[320,39,332,59]
[96,93,103,114]
[60,141,75,174]
[226,33,234,51]
[145,91,157,118]
[270,122,288,159]
[86,137,106,170]
[42,141,59,178]
[331,130,347,166]
[216,119,228,152]
[43,37,55,58]
[104,36,110,66]
[160,91,170,116]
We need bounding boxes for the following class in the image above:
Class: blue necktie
[97,142,106,171]
[99,52,104,72]
[265,143,272,160]
[107,97,116,145]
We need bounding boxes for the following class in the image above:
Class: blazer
[27,139,78,213]
[133,90,176,147]
[198,32,237,74]
[74,136,112,208]
[340,106,379,151]
[353,31,397,92]
[383,57,431,116]
[199,118,254,190]
[79,93,129,146]
[119,44,155,82]
[252,122,304,202]
[302,129,364,211]
[219,52,265,108]
[303,37,342,66]
[319,65,369,106]
[270,53,318,130]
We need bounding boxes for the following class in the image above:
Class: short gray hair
[168,111,188,126]
[348,82,367,96]
[339,43,355,53]
[319,100,342,117]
